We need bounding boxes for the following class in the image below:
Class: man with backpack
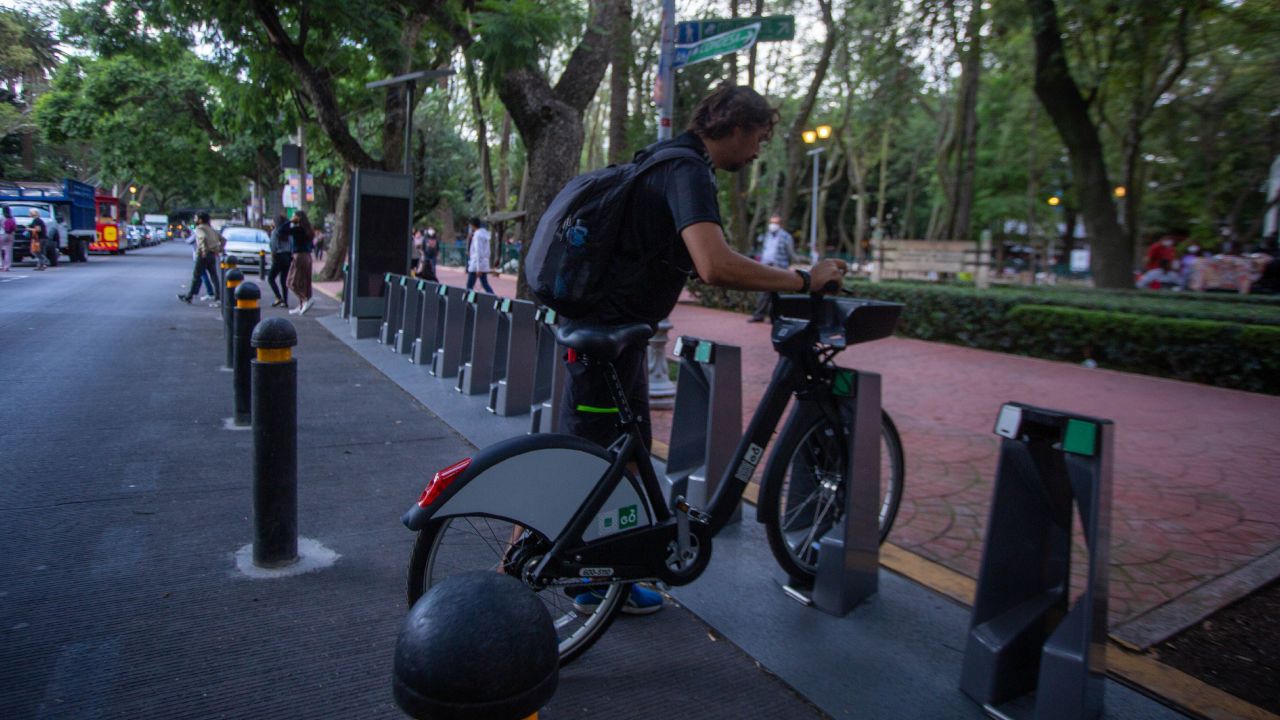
[527,84,848,616]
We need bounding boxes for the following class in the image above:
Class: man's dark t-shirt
[29,217,46,242]
[588,132,721,326]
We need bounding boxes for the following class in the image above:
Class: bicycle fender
[755,400,827,525]
[404,433,654,542]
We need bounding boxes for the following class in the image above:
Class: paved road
[0,244,826,719]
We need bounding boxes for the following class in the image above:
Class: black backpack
[524,145,702,318]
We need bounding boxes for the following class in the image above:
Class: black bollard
[258,249,268,278]
[250,318,298,567]
[393,572,558,720]
[220,256,238,305]
[224,268,245,369]
[233,281,262,427]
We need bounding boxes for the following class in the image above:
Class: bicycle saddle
[555,323,654,361]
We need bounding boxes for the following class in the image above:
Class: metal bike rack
[379,273,405,347]
[789,369,884,616]
[960,403,1114,720]
[488,297,538,416]
[411,281,443,366]
[664,336,742,522]
[340,262,350,320]
[430,285,468,378]
[394,276,422,355]
[529,307,565,433]
[457,291,500,395]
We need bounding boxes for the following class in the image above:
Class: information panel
[350,170,413,318]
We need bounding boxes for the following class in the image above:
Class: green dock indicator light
[1063,419,1097,456]
[832,369,855,397]
[545,309,556,324]
[694,341,713,363]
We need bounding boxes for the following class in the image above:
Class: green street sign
[677,24,760,68]
[677,15,795,44]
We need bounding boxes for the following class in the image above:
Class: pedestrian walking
[465,217,495,294]
[747,214,796,322]
[313,228,326,261]
[0,206,15,271]
[416,227,439,282]
[28,209,48,270]
[177,212,224,303]
[266,214,293,308]
[185,226,217,300]
[287,211,316,315]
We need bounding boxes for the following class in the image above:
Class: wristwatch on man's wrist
[794,269,811,293]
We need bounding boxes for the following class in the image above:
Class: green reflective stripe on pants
[575,405,619,414]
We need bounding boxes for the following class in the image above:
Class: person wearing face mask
[747,214,796,322]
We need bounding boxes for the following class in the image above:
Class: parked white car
[221,226,271,273]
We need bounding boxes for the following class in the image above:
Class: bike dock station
[960,403,1114,720]
[456,290,500,395]
[430,285,467,379]
[378,272,405,347]
[313,283,1181,720]
[487,297,538,417]
[411,281,444,366]
[663,336,742,520]
[394,276,421,354]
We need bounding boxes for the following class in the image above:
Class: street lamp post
[803,125,832,264]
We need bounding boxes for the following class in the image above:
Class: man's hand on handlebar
[809,258,849,294]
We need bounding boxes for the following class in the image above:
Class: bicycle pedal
[674,498,711,525]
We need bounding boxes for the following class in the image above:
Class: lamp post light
[803,124,832,264]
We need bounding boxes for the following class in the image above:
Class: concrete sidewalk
[319,265,1280,650]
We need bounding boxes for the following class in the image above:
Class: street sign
[676,15,794,44]
[674,23,760,69]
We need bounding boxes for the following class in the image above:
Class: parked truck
[0,179,97,263]
[143,213,170,245]
[91,192,127,254]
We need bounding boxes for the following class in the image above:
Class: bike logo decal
[734,443,765,482]
[618,505,639,530]
[580,567,614,578]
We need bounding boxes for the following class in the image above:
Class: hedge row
[684,281,1280,394]
[1006,305,1280,394]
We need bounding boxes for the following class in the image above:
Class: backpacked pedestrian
[0,206,15,271]
[287,211,316,315]
[465,217,495,293]
[416,227,439,282]
[28,209,48,271]
[177,212,224,303]
[185,225,217,300]
[747,214,795,322]
[266,214,293,308]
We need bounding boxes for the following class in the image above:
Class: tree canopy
[6,0,1276,287]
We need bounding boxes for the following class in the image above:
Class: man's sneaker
[200,294,215,301]
[572,585,664,616]
[176,294,191,304]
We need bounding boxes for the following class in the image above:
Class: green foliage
[1005,305,1280,394]
[467,0,585,93]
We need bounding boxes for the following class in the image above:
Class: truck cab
[91,194,126,254]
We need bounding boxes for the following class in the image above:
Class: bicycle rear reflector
[418,458,472,507]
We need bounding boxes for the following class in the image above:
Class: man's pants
[751,291,773,320]
[466,271,494,293]
[560,341,651,450]
[268,252,292,302]
[186,251,218,298]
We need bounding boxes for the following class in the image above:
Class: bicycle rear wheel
[761,411,905,585]
[407,513,626,665]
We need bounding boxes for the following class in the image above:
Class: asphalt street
[0,243,826,719]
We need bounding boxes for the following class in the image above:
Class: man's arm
[682,222,846,291]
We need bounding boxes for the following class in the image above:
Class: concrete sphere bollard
[393,572,558,720]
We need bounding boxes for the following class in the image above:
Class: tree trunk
[874,125,891,238]
[498,112,512,211]
[379,12,429,173]
[779,0,837,224]
[319,170,352,281]
[607,0,633,165]
[1026,0,1129,288]
[930,3,981,241]
[497,0,623,299]
[465,56,496,213]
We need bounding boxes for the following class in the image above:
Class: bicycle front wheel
[760,411,905,585]
[407,514,626,665]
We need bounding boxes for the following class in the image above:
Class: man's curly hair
[687,84,779,140]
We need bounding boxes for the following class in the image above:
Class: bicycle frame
[405,293,883,588]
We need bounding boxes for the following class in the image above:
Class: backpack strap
[634,145,705,174]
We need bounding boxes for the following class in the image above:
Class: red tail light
[417,458,472,507]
